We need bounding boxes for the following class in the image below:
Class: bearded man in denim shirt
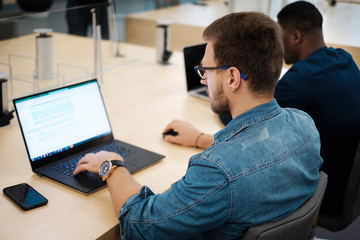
[74,12,323,239]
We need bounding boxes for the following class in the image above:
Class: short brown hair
[203,12,284,96]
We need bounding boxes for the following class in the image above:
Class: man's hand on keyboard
[73,151,123,176]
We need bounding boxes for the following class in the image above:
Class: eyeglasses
[194,65,246,80]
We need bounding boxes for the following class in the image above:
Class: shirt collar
[213,99,282,145]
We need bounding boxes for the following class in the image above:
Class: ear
[226,67,242,92]
[292,30,303,45]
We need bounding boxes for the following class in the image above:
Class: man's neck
[299,30,326,61]
[230,95,273,119]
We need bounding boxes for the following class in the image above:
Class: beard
[207,85,231,116]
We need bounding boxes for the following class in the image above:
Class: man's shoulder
[280,46,351,82]
[309,46,354,64]
[281,107,314,125]
[325,46,352,56]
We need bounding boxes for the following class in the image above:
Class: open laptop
[183,43,208,100]
[13,79,165,194]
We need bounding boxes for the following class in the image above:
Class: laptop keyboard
[52,144,133,177]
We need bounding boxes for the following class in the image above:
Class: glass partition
[1,5,99,100]
[0,1,153,100]
[0,0,201,102]
[1,0,330,102]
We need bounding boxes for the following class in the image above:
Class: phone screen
[3,183,48,211]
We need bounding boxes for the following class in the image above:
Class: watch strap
[110,160,126,168]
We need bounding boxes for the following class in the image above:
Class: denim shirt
[118,99,323,240]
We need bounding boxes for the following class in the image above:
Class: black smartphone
[3,183,48,211]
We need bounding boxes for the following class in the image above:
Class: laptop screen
[14,80,111,162]
[183,43,206,92]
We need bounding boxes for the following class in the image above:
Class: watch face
[99,161,111,178]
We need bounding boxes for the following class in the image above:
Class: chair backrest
[242,171,328,240]
[343,140,360,221]
[317,140,360,231]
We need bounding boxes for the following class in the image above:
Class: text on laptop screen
[14,81,111,162]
